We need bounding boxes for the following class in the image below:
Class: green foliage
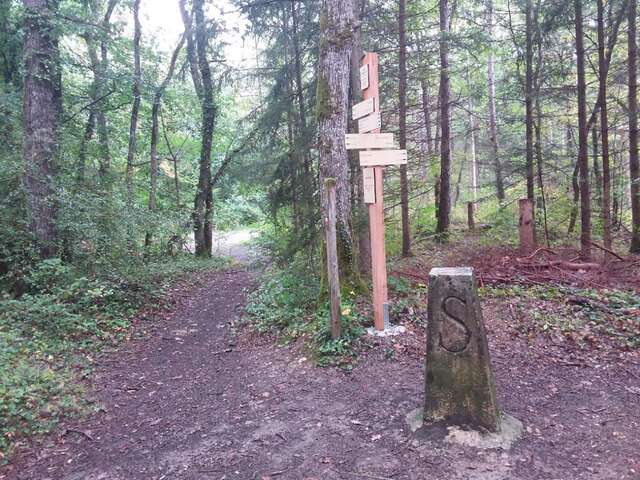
[0,254,226,461]
[212,188,266,231]
[245,258,363,368]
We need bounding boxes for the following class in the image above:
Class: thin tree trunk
[421,79,433,155]
[534,104,549,246]
[76,110,95,184]
[568,160,580,234]
[192,0,216,257]
[575,0,592,259]
[486,0,504,200]
[468,102,478,202]
[145,35,185,247]
[98,0,116,179]
[597,0,613,251]
[125,0,142,213]
[160,109,181,206]
[22,0,61,258]
[629,0,640,252]
[525,0,535,200]
[317,0,356,281]
[398,0,411,256]
[179,0,203,100]
[593,123,602,207]
[436,0,451,237]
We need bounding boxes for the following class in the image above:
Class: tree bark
[629,0,640,253]
[525,0,535,200]
[125,0,141,212]
[84,0,116,181]
[468,100,478,203]
[145,34,185,247]
[349,0,370,277]
[76,110,95,184]
[179,0,203,100]
[22,0,61,258]
[398,0,411,256]
[421,79,433,156]
[486,0,504,201]
[597,0,613,251]
[436,0,451,237]
[192,0,216,257]
[317,0,356,280]
[575,0,592,259]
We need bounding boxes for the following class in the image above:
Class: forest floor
[1,233,639,480]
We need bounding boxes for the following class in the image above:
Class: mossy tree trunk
[317,0,358,286]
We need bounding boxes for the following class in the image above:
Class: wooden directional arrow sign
[363,168,376,204]
[345,133,395,150]
[360,64,369,90]
[359,149,408,167]
[358,112,381,133]
[352,97,375,120]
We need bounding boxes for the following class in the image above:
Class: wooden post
[467,202,475,230]
[362,52,388,331]
[324,178,341,339]
[519,198,535,254]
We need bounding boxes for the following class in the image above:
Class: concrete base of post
[366,325,406,337]
[405,408,523,450]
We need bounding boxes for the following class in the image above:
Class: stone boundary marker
[425,267,501,432]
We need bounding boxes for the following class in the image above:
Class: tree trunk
[398,0,411,256]
[597,0,613,251]
[575,0,592,259]
[486,0,505,201]
[534,102,549,246]
[22,0,61,258]
[436,0,451,237]
[525,0,535,200]
[192,0,216,257]
[349,0,370,277]
[84,0,117,181]
[76,110,95,184]
[592,123,602,207]
[468,101,478,203]
[317,0,356,281]
[179,0,203,100]
[146,35,185,247]
[629,0,640,253]
[125,0,141,212]
[421,79,433,156]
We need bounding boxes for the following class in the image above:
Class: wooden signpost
[346,52,407,331]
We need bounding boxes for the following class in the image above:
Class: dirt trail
[2,235,640,480]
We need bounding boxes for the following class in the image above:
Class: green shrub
[245,259,363,367]
[0,254,226,462]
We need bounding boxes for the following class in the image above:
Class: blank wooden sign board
[360,64,369,90]
[357,112,381,133]
[345,133,395,150]
[352,97,375,120]
[344,52,409,331]
[359,150,407,167]
[363,168,375,204]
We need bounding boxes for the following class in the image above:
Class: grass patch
[0,254,227,461]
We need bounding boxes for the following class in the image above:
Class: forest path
[2,235,640,479]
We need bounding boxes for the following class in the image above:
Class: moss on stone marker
[425,267,501,432]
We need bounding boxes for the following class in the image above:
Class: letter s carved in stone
[438,296,472,353]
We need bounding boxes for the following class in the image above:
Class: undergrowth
[0,254,227,461]
[245,257,364,368]
[481,284,640,348]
